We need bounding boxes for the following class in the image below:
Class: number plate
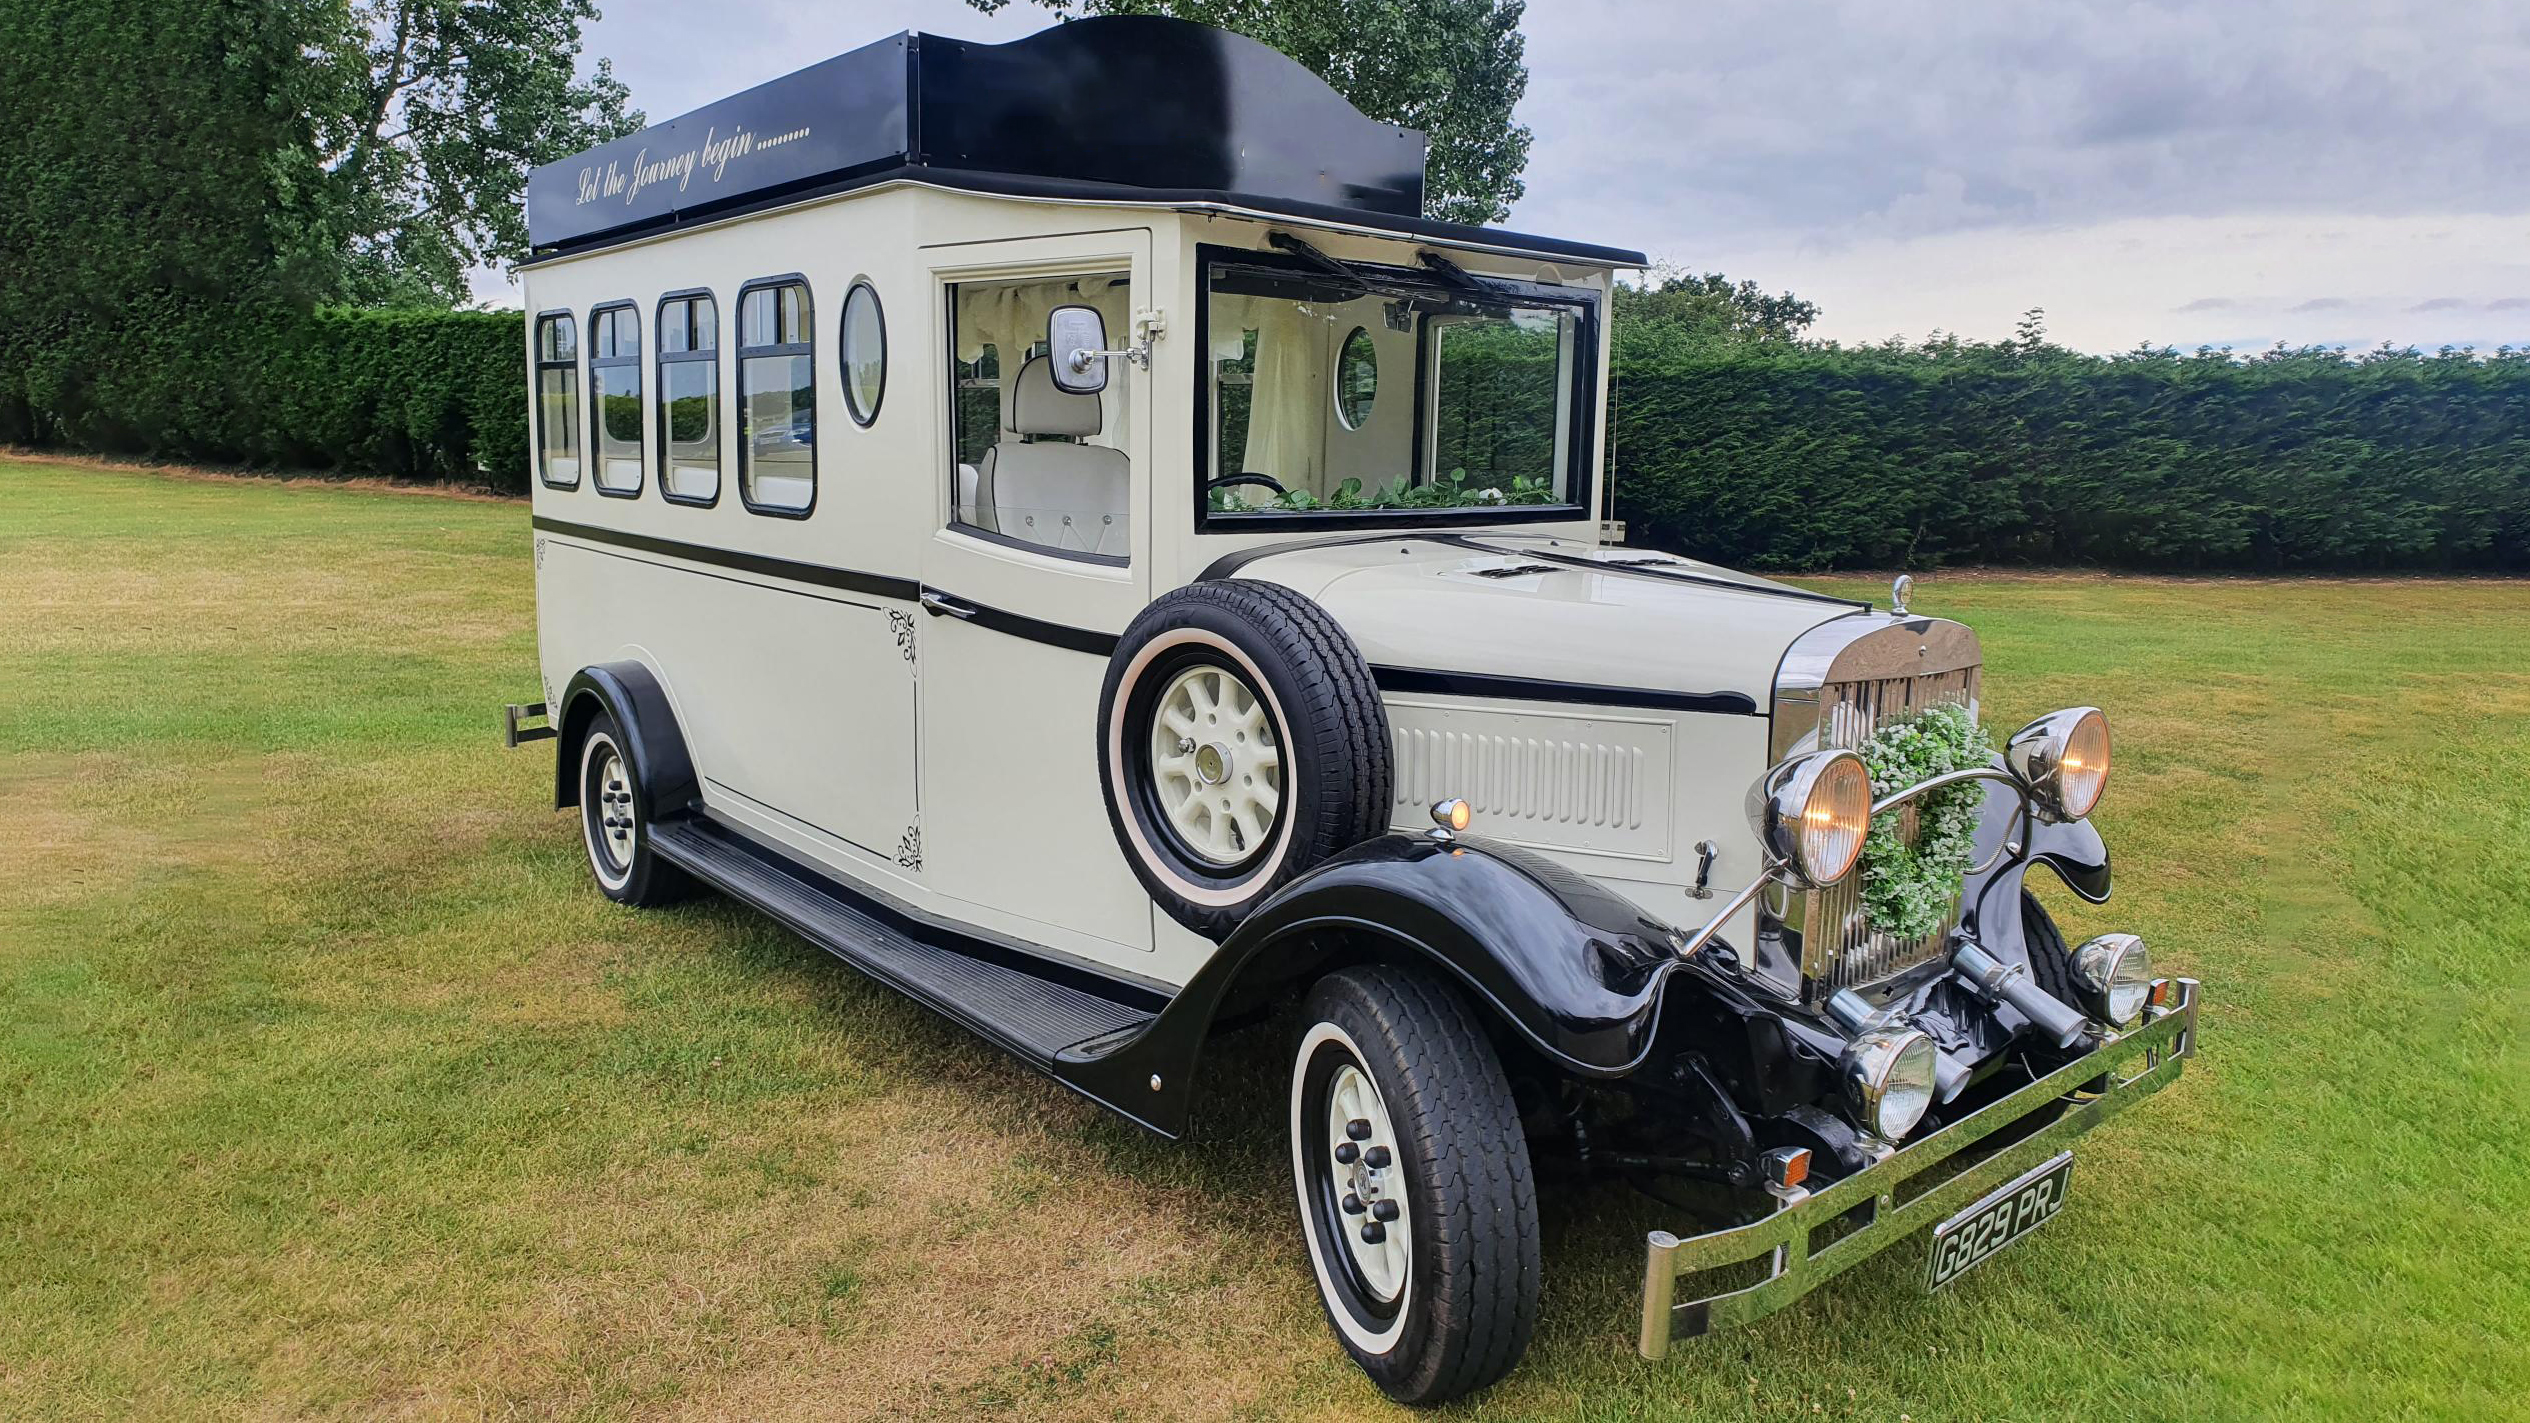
[1926,1150,2073,1291]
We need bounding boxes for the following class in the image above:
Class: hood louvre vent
[1465,563,1562,579]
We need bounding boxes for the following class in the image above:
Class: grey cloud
[2485,297,2530,311]
[2290,299,2349,312]
[2174,298,2236,312]
[1512,1,2530,246]
[2409,297,2467,312]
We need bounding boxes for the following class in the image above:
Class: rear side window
[587,304,643,497]
[738,279,814,515]
[534,313,580,488]
[656,292,720,505]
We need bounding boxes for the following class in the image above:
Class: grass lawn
[3,456,2526,1420]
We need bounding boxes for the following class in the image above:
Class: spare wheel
[1098,580,1392,938]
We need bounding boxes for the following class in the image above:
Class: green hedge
[3,308,529,492]
[1609,344,2530,571]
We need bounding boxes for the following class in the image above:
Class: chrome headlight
[2006,707,2110,821]
[1749,749,1873,889]
[2073,932,2153,1027]
[1841,1026,1938,1140]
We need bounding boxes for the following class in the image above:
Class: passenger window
[534,313,580,488]
[841,280,885,427]
[587,304,643,496]
[656,292,720,505]
[947,271,1132,561]
[738,279,814,514]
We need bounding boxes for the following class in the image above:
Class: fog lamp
[2006,707,2111,821]
[1841,1026,1938,1141]
[1749,749,1873,889]
[2073,932,2153,1027]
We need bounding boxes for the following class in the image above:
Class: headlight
[2006,707,2111,821]
[1749,749,1872,888]
[1841,1026,1938,1140]
[2073,932,2153,1027]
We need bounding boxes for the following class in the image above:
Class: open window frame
[586,300,646,500]
[1189,241,1602,536]
[653,287,723,508]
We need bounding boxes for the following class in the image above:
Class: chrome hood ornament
[1890,573,1913,617]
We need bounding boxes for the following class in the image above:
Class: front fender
[1960,781,2112,968]
[1051,833,1685,1138]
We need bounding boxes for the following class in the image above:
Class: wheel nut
[1364,1145,1391,1169]
[1341,1192,1364,1215]
[1371,1200,1399,1222]
[1345,1118,1372,1141]
[1333,1141,1359,1165]
[1359,1221,1386,1245]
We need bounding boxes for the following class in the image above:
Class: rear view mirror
[1048,305,1110,394]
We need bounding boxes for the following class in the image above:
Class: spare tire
[1099,580,1393,938]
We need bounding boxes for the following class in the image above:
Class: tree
[966,0,1532,224]
[1612,269,1820,353]
[302,0,641,305]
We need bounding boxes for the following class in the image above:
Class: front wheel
[1289,965,1539,1405]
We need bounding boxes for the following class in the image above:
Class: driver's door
[916,227,1158,972]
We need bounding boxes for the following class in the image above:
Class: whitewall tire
[1098,580,1390,939]
[1289,965,1539,1406]
[576,712,693,907]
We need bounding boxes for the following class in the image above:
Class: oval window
[841,280,886,426]
[1335,325,1377,430]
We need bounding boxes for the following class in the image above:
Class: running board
[647,819,1159,1072]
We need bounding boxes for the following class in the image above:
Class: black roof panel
[525,17,1643,267]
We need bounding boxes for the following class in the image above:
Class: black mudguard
[552,661,701,821]
[1054,832,1689,1138]
[1958,781,2113,968]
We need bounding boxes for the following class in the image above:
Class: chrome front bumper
[1639,977,2202,1357]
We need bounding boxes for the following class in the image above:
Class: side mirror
[1047,305,1110,394]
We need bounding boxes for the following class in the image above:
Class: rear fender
[552,661,701,822]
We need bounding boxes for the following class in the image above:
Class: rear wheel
[1289,965,1538,1405]
[577,712,693,907]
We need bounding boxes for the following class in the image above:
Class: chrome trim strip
[1638,977,2201,1357]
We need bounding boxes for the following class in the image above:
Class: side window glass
[946,271,1133,562]
[588,304,643,496]
[738,280,814,514]
[656,293,720,505]
[841,280,886,427]
[534,313,580,488]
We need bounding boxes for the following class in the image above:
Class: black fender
[551,661,701,822]
[1052,832,1687,1138]
[1959,780,2112,978]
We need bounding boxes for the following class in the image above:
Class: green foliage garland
[1854,704,1992,941]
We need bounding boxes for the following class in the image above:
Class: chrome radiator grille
[1790,660,1982,1001]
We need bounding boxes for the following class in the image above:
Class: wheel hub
[1148,664,1282,867]
[597,751,633,865]
[1325,1063,1409,1301]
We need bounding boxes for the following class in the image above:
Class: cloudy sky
[507,0,2530,353]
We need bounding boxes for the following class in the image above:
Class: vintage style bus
[506,16,2199,1404]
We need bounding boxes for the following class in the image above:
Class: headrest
[1006,355,1104,438]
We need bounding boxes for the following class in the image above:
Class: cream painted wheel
[1148,664,1283,868]
[1324,1063,1410,1301]
[1291,966,1538,1405]
[580,731,636,892]
[1096,581,1391,939]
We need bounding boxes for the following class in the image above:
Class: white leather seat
[970,356,1129,557]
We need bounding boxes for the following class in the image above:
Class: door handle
[919,588,978,620]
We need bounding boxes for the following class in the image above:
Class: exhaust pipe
[1949,940,2089,1048]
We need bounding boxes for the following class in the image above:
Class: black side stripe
[533,516,921,601]
[1370,665,1759,717]
[529,518,1759,712]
